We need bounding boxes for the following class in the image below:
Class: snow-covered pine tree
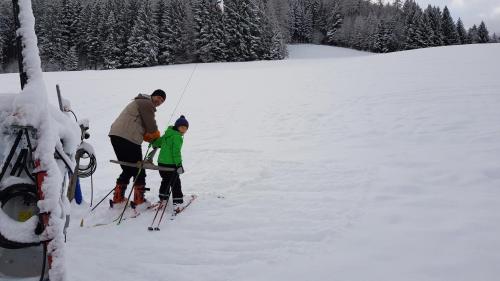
[158,0,192,64]
[124,0,159,67]
[86,1,104,69]
[0,29,4,68]
[373,19,398,53]
[492,33,499,43]
[111,0,140,66]
[60,0,75,51]
[257,0,287,60]
[0,2,10,68]
[441,6,458,45]
[477,21,489,43]
[32,0,45,46]
[193,0,227,63]
[156,0,170,64]
[66,45,79,71]
[265,0,290,42]
[393,0,403,11]
[75,1,91,62]
[373,20,387,53]
[60,0,82,70]
[419,11,435,48]
[267,21,288,59]
[331,15,353,48]
[310,0,326,43]
[390,1,406,51]
[52,0,68,70]
[224,0,245,61]
[71,0,85,65]
[455,18,467,44]
[362,13,379,51]
[102,10,121,69]
[323,0,342,45]
[258,1,275,59]
[224,0,271,61]
[424,5,443,46]
[36,0,64,69]
[299,0,314,43]
[402,0,425,50]
[350,16,366,49]
[240,0,266,60]
[265,1,288,59]
[468,24,479,44]
[0,0,17,69]
[289,0,314,43]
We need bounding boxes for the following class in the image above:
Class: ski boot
[109,183,127,208]
[130,185,150,209]
[172,197,185,213]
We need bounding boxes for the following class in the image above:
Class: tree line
[0,0,288,71]
[0,0,497,72]
[287,0,496,53]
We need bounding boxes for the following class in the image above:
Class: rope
[168,63,198,124]
[76,150,97,178]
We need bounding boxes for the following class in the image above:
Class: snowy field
[1,43,500,281]
[287,44,370,59]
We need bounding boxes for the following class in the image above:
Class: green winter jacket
[152,126,183,166]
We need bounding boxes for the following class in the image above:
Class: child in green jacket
[152,115,189,207]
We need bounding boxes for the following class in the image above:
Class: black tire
[0,183,41,249]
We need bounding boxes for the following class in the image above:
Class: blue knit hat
[175,115,189,128]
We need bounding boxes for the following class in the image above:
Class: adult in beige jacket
[109,89,165,206]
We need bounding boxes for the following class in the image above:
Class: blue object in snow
[75,177,83,205]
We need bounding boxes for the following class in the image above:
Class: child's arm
[151,134,164,148]
[172,135,184,167]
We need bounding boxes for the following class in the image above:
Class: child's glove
[177,166,185,174]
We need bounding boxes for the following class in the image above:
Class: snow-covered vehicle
[0,1,94,280]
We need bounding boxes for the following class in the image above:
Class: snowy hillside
[287,44,371,59]
[1,44,500,281]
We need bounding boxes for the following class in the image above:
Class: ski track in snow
[1,44,500,281]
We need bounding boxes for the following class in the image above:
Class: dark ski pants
[158,164,183,204]
[110,136,146,186]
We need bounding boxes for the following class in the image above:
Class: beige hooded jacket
[109,94,159,145]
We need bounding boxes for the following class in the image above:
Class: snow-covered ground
[287,44,370,59]
[1,43,500,281]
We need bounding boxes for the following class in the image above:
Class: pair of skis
[148,194,197,231]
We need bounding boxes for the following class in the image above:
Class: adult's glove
[177,166,185,174]
[143,130,160,143]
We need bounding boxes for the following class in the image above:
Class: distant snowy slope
[287,44,371,59]
[1,43,499,281]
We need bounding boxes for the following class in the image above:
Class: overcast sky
[382,0,500,34]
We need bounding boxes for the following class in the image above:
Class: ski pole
[154,174,179,230]
[90,186,115,212]
[116,146,151,225]
[148,167,178,231]
[148,188,170,231]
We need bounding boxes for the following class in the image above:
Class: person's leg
[110,136,143,185]
[158,170,174,201]
[158,164,177,201]
[171,175,183,205]
[124,139,149,206]
[129,144,146,186]
[110,136,135,203]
